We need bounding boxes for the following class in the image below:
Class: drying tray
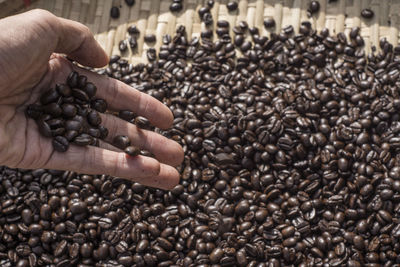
[1,0,400,63]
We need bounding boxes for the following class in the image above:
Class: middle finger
[100,112,184,167]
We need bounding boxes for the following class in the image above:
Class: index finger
[71,66,174,129]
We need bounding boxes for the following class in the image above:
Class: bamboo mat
[1,0,400,63]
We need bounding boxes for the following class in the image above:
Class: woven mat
[2,0,400,63]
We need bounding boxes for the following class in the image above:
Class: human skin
[0,9,184,190]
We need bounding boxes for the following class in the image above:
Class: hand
[0,9,184,190]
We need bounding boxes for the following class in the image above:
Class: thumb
[54,17,109,68]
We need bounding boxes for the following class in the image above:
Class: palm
[0,9,184,190]
[0,56,73,169]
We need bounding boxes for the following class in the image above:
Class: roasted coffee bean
[72,89,89,102]
[40,88,59,105]
[52,136,69,152]
[144,34,156,43]
[83,82,97,99]
[361,8,374,19]
[202,13,213,26]
[110,6,120,18]
[119,40,128,52]
[67,71,79,88]
[91,98,107,113]
[170,2,183,12]
[125,0,135,6]
[61,103,77,118]
[264,17,275,28]
[56,84,71,97]
[73,134,93,146]
[37,119,52,137]
[128,36,138,49]
[227,1,238,11]
[119,110,135,121]
[113,135,131,149]
[87,110,102,126]
[128,25,140,35]
[125,146,140,157]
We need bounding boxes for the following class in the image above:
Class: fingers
[44,145,178,190]
[100,112,184,166]
[54,17,108,67]
[71,66,174,129]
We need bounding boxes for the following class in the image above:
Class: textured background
[0,0,399,63]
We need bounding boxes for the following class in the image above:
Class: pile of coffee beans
[26,72,108,153]
[3,8,400,267]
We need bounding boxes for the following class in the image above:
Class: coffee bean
[52,136,69,152]
[119,40,128,52]
[40,88,59,105]
[144,34,156,43]
[361,8,374,19]
[125,146,140,157]
[91,99,107,113]
[119,110,135,121]
[227,1,238,11]
[72,89,89,102]
[113,135,131,149]
[125,0,135,6]
[56,84,71,97]
[67,71,79,88]
[170,2,183,12]
[110,6,120,18]
[127,25,140,35]
[65,120,82,132]
[264,17,275,28]
[37,119,52,137]
[128,36,138,49]
[83,82,97,99]
[61,103,77,118]
[309,1,320,14]
[73,134,93,146]
[87,110,102,126]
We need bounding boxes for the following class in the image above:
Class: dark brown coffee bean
[125,146,140,157]
[83,82,97,99]
[170,2,183,12]
[119,40,128,52]
[61,103,77,118]
[309,1,320,14]
[119,110,135,121]
[144,34,156,43]
[73,134,93,146]
[87,110,102,126]
[91,99,108,113]
[72,89,89,102]
[40,88,59,105]
[37,119,52,137]
[227,1,238,11]
[67,71,79,88]
[128,25,140,35]
[129,36,137,49]
[361,8,374,19]
[125,0,135,6]
[264,17,275,28]
[113,135,131,149]
[110,6,120,18]
[56,84,71,97]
